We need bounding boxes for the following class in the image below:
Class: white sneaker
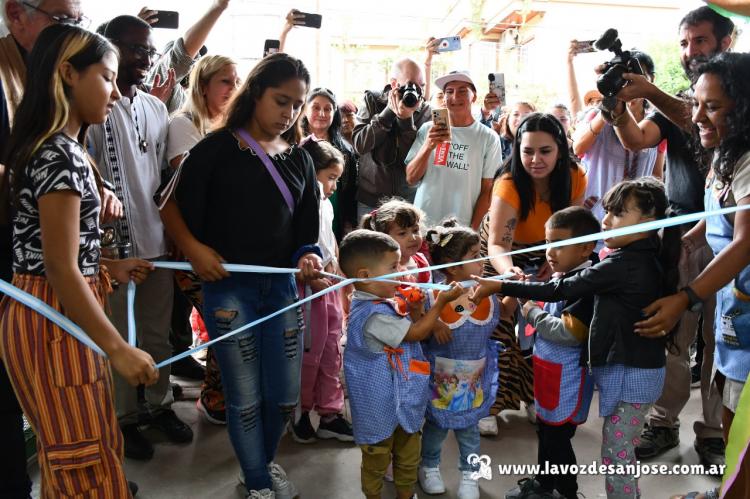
[458,470,480,499]
[418,466,446,494]
[478,415,499,436]
[268,462,299,499]
[240,467,297,499]
[246,489,275,499]
[525,402,537,424]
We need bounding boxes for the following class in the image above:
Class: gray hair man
[353,57,432,219]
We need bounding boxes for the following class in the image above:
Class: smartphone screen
[299,12,322,29]
[488,73,506,107]
[152,10,179,29]
[264,39,280,57]
[574,40,596,54]
[436,36,461,53]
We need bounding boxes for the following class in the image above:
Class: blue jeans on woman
[203,273,303,492]
[421,419,481,471]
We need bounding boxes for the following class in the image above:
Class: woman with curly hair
[635,52,750,499]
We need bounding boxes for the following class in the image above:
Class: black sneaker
[171,382,183,400]
[171,356,206,381]
[149,409,194,444]
[505,477,561,499]
[121,424,154,461]
[291,411,317,444]
[635,424,679,459]
[316,414,354,442]
[694,437,726,468]
[128,480,139,496]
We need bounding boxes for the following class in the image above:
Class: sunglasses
[311,87,337,101]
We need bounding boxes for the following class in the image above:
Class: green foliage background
[645,40,691,95]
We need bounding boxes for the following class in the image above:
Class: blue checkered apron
[705,178,750,383]
[423,294,501,429]
[344,298,431,445]
[533,301,594,424]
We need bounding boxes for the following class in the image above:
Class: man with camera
[353,57,432,218]
[405,71,502,229]
[608,6,734,467]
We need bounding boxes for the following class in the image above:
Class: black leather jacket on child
[502,236,667,369]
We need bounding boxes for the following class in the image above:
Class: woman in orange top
[477,112,587,434]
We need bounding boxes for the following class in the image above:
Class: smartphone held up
[432,108,451,166]
[294,10,322,29]
[488,73,505,107]
[264,39,280,58]
[151,10,179,29]
[573,40,596,54]
[436,36,461,53]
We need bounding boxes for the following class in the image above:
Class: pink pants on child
[300,286,345,415]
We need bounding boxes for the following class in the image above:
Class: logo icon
[467,453,492,480]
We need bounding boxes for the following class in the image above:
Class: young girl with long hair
[291,138,352,443]
[0,24,156,498]
[360,199,431,284]
[170,52,321,499]
[418,219,502,499]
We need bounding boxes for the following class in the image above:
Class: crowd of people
[0,1,749,499]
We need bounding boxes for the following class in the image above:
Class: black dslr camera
[594,28,644,110]
[397,82,422,108]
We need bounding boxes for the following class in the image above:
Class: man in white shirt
[87,15,191,462]
[405,71,502,228]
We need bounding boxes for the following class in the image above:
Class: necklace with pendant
[132,97,148,153]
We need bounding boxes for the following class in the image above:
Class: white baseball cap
[434,70,476,92]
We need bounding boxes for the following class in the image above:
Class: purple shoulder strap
[235,128,295,214]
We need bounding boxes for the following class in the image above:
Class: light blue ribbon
[2,204,747,368]
[0,279,106,356]
[127,280,136,347]
[156,276,357,368]
[152,261,298,274]
[320,270,515,291]
[374,205,750,280]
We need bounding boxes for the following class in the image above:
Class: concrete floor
[30,378,721,499]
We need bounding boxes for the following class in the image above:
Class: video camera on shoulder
[594,28,644,109]
[397,82,422,108]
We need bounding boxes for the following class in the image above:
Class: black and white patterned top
[12,133,101,276]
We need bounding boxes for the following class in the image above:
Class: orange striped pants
[0,274,131,498]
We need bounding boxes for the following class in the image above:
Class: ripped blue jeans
[203,273,303,492]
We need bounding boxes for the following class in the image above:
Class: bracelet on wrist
[589,121,600,136]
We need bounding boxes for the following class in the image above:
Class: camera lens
[400,83,420,108]
[402,91,418,108]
